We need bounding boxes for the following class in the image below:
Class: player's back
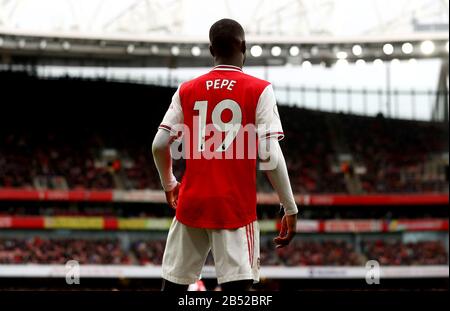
[160,65,281,229]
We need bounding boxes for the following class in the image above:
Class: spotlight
[18,39,26,49]
[271,46,282,57]
[336,51,348,59]
[373,59,384,66]
[289,46,300,57]
[62,41,71,50]
[391,58,400,66]
[336,59,349,67]
[171,46,180,56]
[191,46,201,57]
[356,59,366,67]
[250,45,263,57]
[420,40,435,55]
[302,60,312,69]
[409,58,417,65]
[127,44,135,54]
[383,43,394,55]
[402,42,413,54]
[352,45,362,56]
[310,46,319,56]
[39,40,47,50]
[151,45,159,54]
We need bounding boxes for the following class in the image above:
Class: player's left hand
[165,182,181,210]
[274,214,297,248]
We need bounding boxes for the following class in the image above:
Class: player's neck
[214,58,243,69]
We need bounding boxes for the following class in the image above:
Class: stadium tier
[0,237,447,266]
[1,71,448,195]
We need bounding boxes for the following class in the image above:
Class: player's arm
[152,130,179,209]
[256,84,298,248]
[259,138,298,248]
[152,85,183,209]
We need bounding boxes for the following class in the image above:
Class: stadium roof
[0,0,448,68]
[0,0,448,38]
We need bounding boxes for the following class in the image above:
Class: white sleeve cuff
[163,176,178,192]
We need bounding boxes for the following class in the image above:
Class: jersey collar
[212,65,243,72]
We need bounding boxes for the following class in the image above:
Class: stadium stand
[1,72,448,195]
[0,237,132,264]
[0,237,447,266]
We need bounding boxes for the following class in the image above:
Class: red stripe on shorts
[250,222,254,267]
[245,225,252,267]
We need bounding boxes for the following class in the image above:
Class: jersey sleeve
[159,85,183,135]
[256,84,284,141]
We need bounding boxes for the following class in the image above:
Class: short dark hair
[209,19,245,58]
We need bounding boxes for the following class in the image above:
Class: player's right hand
[165,182,181,210]
[274,214,297,248]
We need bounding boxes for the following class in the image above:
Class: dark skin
[162,33,297,291]
[209,34,247,68]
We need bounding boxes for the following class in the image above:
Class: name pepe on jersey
[161,77,281,170]
[206,78,237,91]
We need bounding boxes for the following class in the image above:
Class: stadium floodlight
[127,44,135,54]
[171,46,180,56]
[336,51,348,59]
[150,45,159,54]
[420,40,435,55]
[356,59,366,67]
[39,40,47,50]
[250,45,263,57]
[271,46,282,57]
[352,45,362,56]
[310,46,319,56]
[391,58,400,66]
[302,60,312,69]
[62,41,71,51]
[18,39,26,49]
[402,42,414,54]
[409,58,417,65]
[336,59,349,67]
[289,46,300,57]
[383,44,394,55]
[373,59,384,66]
[191,46,201,57]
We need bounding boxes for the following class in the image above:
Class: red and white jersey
[159,64,283,229]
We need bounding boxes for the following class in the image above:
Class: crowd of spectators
[131,240,166,265]
[274,107,348,194]
[0,237,132,264]
[361,240,448,266]
[339,113,448,193]
[0,73,448,194]
[260,239,363,266]
[1,110,447,194]
[0,237,447,266]
[0,130,114,190]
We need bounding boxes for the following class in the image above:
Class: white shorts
[162,218,260,285]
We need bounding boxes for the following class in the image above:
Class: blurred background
[0,0,448,291]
